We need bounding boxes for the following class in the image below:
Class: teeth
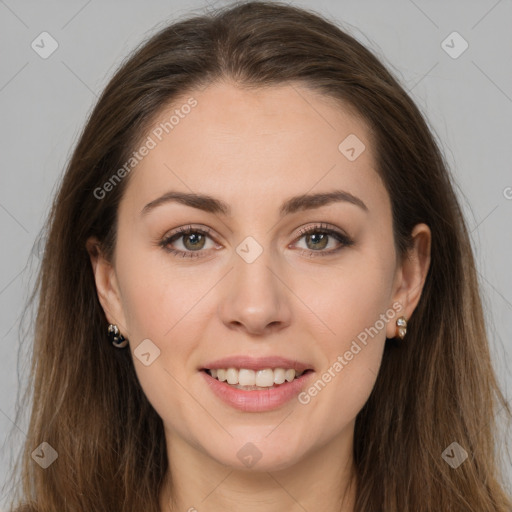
[208,367,305,387]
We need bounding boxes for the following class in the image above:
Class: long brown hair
[4,1,511,510]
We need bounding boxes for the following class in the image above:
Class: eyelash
[159,223,354,259]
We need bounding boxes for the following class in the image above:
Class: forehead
[120,81,387,220]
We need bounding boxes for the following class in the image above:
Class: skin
[87,80,431,512]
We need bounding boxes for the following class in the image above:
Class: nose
[217,246,292,336]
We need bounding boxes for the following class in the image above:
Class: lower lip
[200,370,314,412]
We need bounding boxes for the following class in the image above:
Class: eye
[159,225,218,258]
[293,223,354,257]
[159,223,354,259]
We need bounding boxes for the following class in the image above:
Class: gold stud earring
[396,316,407,340]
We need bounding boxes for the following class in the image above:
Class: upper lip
[200,356,314,373]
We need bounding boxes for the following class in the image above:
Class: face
[89,80,430,473]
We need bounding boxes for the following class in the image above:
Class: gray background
[1,0,511,507]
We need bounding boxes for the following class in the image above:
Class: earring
[108,323,128,348]
[395,316,407,340]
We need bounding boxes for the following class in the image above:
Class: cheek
[295,281,389,443]
[117,255,205,431]
[297,252,394,349]
[114,236,208,341]
[114,243,210,393]
[294,249,394,411]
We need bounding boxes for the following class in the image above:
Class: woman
[5,1,511,510]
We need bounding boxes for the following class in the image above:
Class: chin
[204,437,306,472]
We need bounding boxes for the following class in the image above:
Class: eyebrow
[141,189,368,218]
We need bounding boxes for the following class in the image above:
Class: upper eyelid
[164,223,346,241]
[295,222,348,237]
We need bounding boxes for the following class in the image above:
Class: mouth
[200,367,315,391]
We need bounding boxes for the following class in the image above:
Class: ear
[386,223,431,338]
[86,236,128,336]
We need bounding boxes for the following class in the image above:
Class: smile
[200,368,314,412]
[204,367,310,389]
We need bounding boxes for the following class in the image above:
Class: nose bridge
[218,231,292,333]
[233,232,280,304]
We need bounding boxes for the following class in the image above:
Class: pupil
[308,233,327,249]
[186,233,203,249]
